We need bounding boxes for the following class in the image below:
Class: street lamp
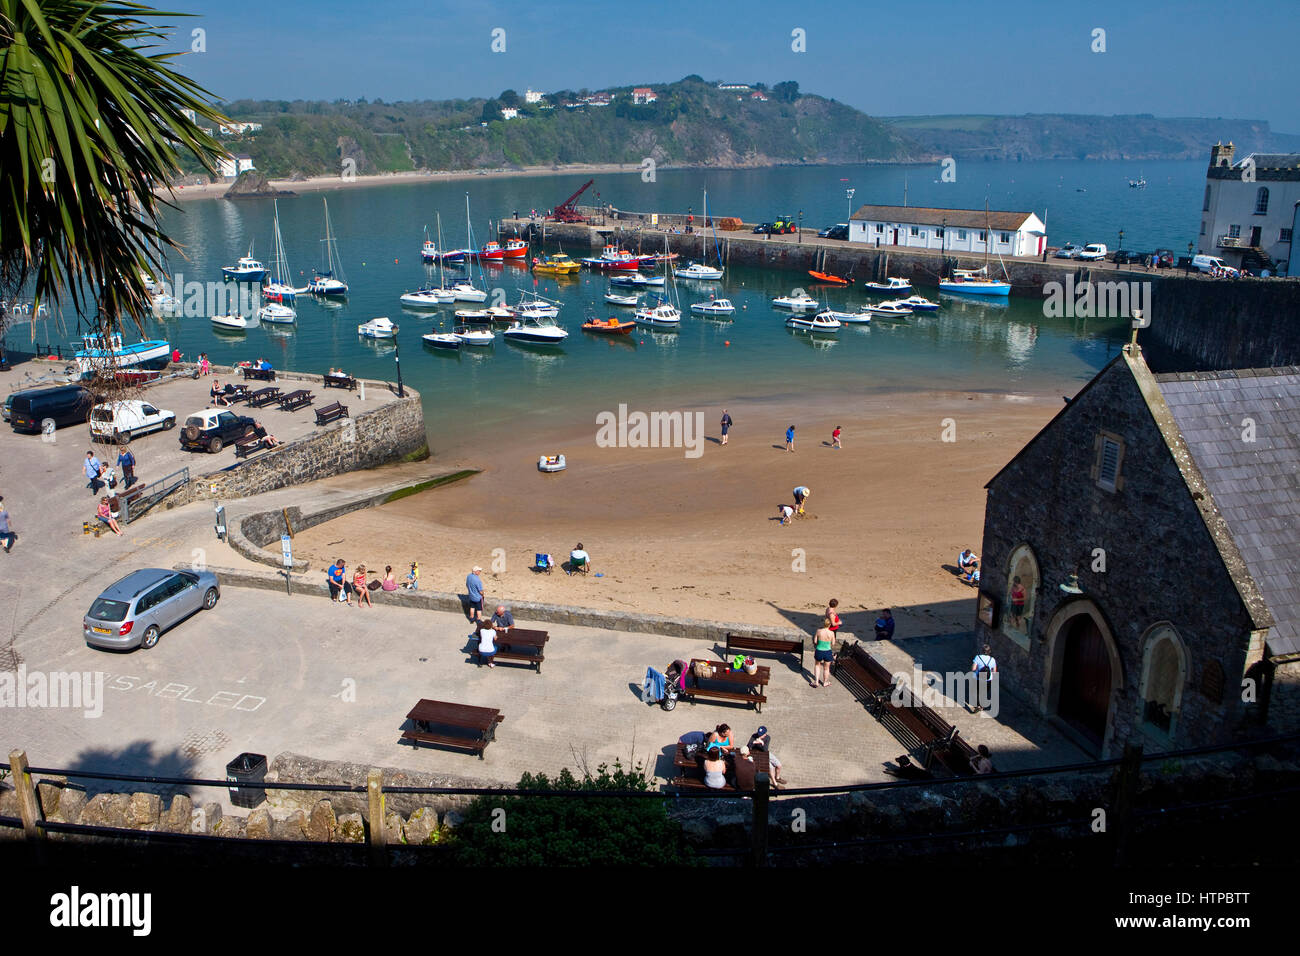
[846,187,855,222]
[1186,241,1195,273]
[1118,228,1124,255]
[394,335,405,398]
[798,209,803,243]
[942,217,947,257]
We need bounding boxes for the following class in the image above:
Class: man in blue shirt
[874,609,895,641]
[83,451,102,495]
[490,605,514,632]
[327,558,348,604]
[116,447,137,490]
[466,566,485,624]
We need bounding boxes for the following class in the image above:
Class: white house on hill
[500,107,519,120]
[217,153,255,180]
[849,204,1047,257]
[632,87,657,104]
[524,89,545,103]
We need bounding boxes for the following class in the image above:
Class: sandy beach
[164,162,643,202]
[286,388,1059,635]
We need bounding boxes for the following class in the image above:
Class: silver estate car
[83,568,220,651]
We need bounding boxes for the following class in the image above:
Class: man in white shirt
[971,644,997,712]
[568,543,590,575]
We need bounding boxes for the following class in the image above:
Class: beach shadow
[704,436,721,445]
[771,444,785,450]
[940,564,964,577]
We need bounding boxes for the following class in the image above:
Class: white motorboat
[513,292,561,318]
[210,314,248,331]
[453,325,495,346]
[140,272,157,294]
[772,292,818,310]
[503,315,569,344]
[358,316,398,339]
[690,298,735,315]
[422,332,461,350]
[605,291,640,306]
[454,309,491,322]
[863,276,913,294]
[400,288,454,308]
[867,300,915,318]
[308,198,349,295]
[150,293,182,318]
[486,305,515,321]
[633,302,682,327]
[258,303,296,324]
[787,312,842,333]
[451,281,487,302]
[900,295,940,311]
[674,261,724,280]
[836,308,873,324]
[609,273,665,288]
[74,333,171,378]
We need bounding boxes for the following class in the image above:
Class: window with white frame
[1254,187,1269,215]
[999,232,1011,244]
[978,230,987,242]
[1228,224,1240,238]
[936,227,945,238]
[910,226,920,237]
[957,230,967,240]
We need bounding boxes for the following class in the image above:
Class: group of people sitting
[533,543,592,575]
[957,548,980,585]
[210,379,240,407]
[471,606,519,667]
[680,723,790,791]
[326,559,417,605]
[885,743,995,780]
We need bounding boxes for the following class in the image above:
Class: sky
[162,0,1299,131]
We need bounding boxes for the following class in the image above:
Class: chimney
[1210,141,1236,168]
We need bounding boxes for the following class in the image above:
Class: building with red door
[974,343,1299,757]
[848,204,1046,257]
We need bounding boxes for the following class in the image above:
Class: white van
[90,400,176,444]
[1192,254,1227,273]
[1076,243,1108,261]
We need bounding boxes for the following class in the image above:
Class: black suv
[179,409,256,453]
[1112,250,1150,265]
[824,224,849,241]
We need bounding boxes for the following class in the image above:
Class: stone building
[974,344,1299,757]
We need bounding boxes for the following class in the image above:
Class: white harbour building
[848,204,1047,257]
[1200,142,1298,274]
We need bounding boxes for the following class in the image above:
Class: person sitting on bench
[884,755,933,781]
[96,497,123,536]
[731,746,758,792]
[706,723,734,753]
[874,608,895,641]
[490,605,514,633]
[251,421,279,448]
[476,624,497,668]
[747,726,789,786]
[702,748,728,790]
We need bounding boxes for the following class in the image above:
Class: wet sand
[286,388,1058,635]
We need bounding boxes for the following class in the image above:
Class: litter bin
[226,752,267,809]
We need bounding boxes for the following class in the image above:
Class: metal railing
[120,466,189,524]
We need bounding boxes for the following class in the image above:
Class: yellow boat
[532,252,581,275]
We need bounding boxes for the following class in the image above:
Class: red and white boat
[421,238,439,262]
[501,238,528,259]
[581,244,645,270]
[475,241,506,261]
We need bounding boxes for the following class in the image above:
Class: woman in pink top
[96,498,123,536]
[381,565,398,591]
[354,565,373,607]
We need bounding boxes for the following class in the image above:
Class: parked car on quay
[1111,250,1152,265]
[8,384,93,434]
[179,408,255,453]
[1076,243,1108,261]
[753,222,775,234]
[83,567,220,651]
[1053,243,1082,259]
[89,399,175,444]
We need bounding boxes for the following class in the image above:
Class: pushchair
[643,659,687,710]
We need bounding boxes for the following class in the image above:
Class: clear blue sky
[165,0,1299,130]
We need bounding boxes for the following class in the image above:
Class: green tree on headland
[0,0,227,342]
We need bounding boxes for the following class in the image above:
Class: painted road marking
[100,672,266,712]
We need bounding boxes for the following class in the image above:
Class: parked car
[1152,249,1175,268]
[753,222,775,234]
[1192,254,1227,274]
[179,408,255,453]
[1053,243,1082,259]
[1076,243,1108,261]
[90,399,176,444]
[825,224,849,241]
[83,567,220,651]
[2,394,12,422]
[8,384,93,434]
[1111,250,1151,265]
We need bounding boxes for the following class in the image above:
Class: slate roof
[849,204,1037,232]
[1156,367,1300,656]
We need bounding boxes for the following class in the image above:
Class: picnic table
[242,366,276,382]
[474,626,548,673]
[246,386,281,408]
[278,388,314,411]
[670,741,771,791]
[401,698,504,759]
[679,657,770,712]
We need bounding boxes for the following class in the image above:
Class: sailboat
[308,198,349,296]
[633,235,682,328]
[674,188,725,280]
[403,213,458,306]
[451,194,488,302]
[938,200,1011,296]
[261,201,306,308]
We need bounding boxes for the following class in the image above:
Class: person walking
[831,425,842,449]
[83,451,103,495]
[785,425,796,452]
[116,445,137,491]
[720,409,733,446]
[466,566,485,624]
[811,617,837,687]
[971,644,998,712]
[0,496,15,553]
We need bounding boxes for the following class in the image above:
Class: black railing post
[751,772,770,867]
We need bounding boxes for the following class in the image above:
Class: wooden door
[1249,226,1261,247]
[1058,615,1111,748]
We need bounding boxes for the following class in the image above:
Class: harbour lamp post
[942,217,947,257]
[1118,228,1124,257]
[798,209,803,243]
[1186,241,1194,273]
[846,187,856,221]
[394,335,405,398]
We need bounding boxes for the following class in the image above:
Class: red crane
[549,179,594,222]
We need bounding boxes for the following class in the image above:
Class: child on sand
[403,561,420,590]
[832,425,842,449]
[785,425,796,452]
[778,504,794,525]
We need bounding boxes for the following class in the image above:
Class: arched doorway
[1058,614,1112,747]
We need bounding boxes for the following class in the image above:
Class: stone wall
[164,374,427,509]
[975,351,1260,755]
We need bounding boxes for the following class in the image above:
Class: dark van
[9,384,93,433]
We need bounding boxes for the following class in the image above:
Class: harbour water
[10,160,1204,452]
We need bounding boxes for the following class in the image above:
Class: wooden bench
[314,401,348,425]
[725,632,804,669]
[234,436,264,459]
[323,374,357,390]
[242,366,276,381]
[473,626,548,673]
[278,389,314,411]
[246,386,281,408]
[678,658,770,713]
[401,698,504,759]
